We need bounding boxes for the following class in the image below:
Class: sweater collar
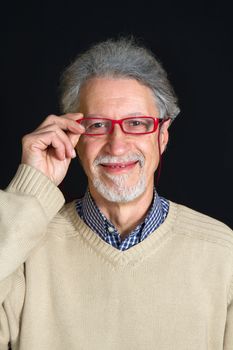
[76,188,169,250]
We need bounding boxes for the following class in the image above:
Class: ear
[159,119,170,154]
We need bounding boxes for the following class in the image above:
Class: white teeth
[110,165,126,168]
[94,154,145,168]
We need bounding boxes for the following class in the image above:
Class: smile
[100,161,138,172]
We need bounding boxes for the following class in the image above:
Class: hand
[21,113,85,185]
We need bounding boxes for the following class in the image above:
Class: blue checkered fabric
[75,189,169,251]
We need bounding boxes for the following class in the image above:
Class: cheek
[76,137,102,171]
[140,139,160,171]
[76,138,90,169]
[140,137,159,158]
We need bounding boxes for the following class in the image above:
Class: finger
[50,128,76,159]
[35,122,85,140]
[32,126,77,159]
[43,131,76,161]
[49,133,67,161]
[36,113,85,134]
[24,128,76,160]
[64,113,86,134]
[66,131,82,151]
[24,131,67,161]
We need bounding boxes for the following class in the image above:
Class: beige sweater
[0,164,233,350]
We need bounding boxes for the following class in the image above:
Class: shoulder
[169,201,233,250]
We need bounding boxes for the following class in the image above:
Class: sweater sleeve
[0,164,65,281]
[0,164,65,347]
[223,275,233,349]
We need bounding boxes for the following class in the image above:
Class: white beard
[91,153,146,203]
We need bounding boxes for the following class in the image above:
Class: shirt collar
[80,188,166,241]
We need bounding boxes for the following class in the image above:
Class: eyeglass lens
[79,117,156,135]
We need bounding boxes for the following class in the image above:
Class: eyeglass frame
[76,116,163,136]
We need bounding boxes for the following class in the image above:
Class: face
[76,78,169,203]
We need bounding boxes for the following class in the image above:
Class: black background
[1,2,232,228]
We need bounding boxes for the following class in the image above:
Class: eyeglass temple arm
[156,117,171,187]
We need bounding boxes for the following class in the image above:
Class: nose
[105,124,131,156]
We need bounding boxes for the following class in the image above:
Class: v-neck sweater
[0,164,233,350]
[75,189,169,250]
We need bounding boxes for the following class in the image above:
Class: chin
[92,174,146,203]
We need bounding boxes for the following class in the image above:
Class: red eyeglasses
[76,116,161,136]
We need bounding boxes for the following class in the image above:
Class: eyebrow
[84,112,145,118]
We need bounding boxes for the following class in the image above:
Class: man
[0,38,232,350]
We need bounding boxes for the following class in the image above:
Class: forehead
[78,77,159,117]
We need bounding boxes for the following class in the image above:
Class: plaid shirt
[76,190,169,251]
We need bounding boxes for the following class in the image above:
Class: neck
[89,184,155,239]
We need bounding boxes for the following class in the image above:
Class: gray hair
[60,37,180,120]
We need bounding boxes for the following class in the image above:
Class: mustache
[93,153,145,167]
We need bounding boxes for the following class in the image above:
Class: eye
[89,122,105,129]
[123,118,154,133]
[83,119,111,134]
[125,119,149,129]
[129,120,143,126]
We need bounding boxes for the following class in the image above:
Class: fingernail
[74,120,85,131]
[72,149,76,158]
[79,124,85,131]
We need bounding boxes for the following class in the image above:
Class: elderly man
[0,38,232,350]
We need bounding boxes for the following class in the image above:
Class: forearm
[0,164,65,281]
